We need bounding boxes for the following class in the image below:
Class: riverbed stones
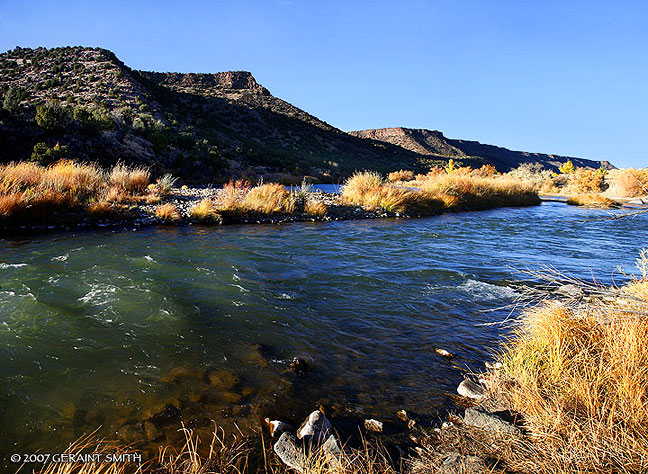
[484,361,503,370]
[274,432,306,473]
[463,407,521,436]
[297,410,333,444]
[457,379,486,400]
[364,418,384,433]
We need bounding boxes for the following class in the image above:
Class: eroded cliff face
[351,127,612,171]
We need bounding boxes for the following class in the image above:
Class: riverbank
[0,162,541,235]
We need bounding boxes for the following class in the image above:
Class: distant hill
[0,46,612,183]
[350,127,613,172]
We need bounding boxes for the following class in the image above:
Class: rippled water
[0,202,645,464]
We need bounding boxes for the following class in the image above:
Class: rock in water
[457,379,486,400]
[364,418,384,433]
[297,410,333,444]
[435,348,455,358]
[463,407,521,436]
[273,432,305,473]
[321,434,342,456]
[264,417,291,437]
[290,356,312,375]
[396,409,409,422]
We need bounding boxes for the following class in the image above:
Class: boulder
[463,407,521,436]
[457,379,486,400]
[273,432,305,473]
[297,410,333,444]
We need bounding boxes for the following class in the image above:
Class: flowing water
[0,202,645,466]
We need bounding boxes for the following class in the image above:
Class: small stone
[274,432,305,473]
[457,379,486,400]
[441,421,454,429]
[463,407,521,436]
[435,348,454,358]
[364,419,383,433]
[321,434,342,456]
[407,419,417,430]
[396,409,409,422]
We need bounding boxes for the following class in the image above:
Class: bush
[35,100,71,131]
[73,106,115,135]
[612,168,648,197]
[569,168,605,193]
[2,87,24,112]
[189,198,222,223]
[30,142,70,166]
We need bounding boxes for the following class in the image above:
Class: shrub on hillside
[35,100,71,131]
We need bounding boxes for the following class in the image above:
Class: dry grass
[241,183,295,214]
[495,251,648,473]
[189,198,222,223]
[154,203,182,223]
[566,193,616,208]
[342,171,443,215]
[305,200,327,217]
[0,161,168,224]
[609,168,648,197]
[109,163,151,194]
[387,169,414,183]
[420,173,540,210]
[218,180,252,212]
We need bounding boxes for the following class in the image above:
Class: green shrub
[2,87,25,112]
[35,100,71,131]
[30,142,70,165]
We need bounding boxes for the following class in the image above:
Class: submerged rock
[457,379,486,400]
[289,356,312,376]
[463,407,521,436]
[364,418,384,433]
[274,432,305,473]
[297,410,333,444]
[435,348,455,358]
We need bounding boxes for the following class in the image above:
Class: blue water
[0,202,645,465]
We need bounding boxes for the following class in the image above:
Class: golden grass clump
[155,203,182,223]
[0,161,45,193]
[566,193,616,208]
[342,171,442,215]
[189,198,222,223]
[387,169,414,182]
[305,200,327,217]
[496,251,648,473]
[421,173,540,209]
[242,183,295,214]
[108,163,151,193]
[42,160,104,197]
[218,179,252,211]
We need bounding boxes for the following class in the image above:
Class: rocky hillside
[0,46,436,183]
[350,128,613,171]
[0,46,611,183]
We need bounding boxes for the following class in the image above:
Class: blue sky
[0,0,646,167]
